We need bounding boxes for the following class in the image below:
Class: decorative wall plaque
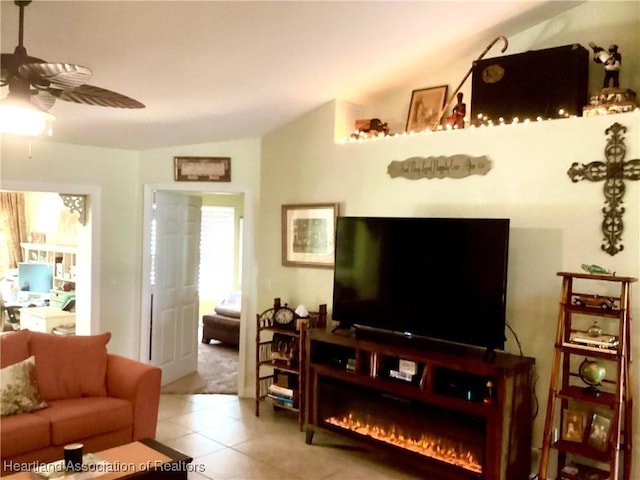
[387,154,491,180]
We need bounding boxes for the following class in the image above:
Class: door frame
[0,179,101,335]
[140,182,254,397]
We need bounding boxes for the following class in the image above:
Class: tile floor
[156,394,423,480]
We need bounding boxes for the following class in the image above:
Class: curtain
[0,192,27,272]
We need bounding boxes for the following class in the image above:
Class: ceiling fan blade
[31,89,57,111]
[1,52,46,85]
[19,62,93,89]
[49,84,145,109]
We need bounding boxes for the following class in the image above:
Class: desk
[19,306,75,333]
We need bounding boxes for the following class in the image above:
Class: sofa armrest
[106,354,162,440]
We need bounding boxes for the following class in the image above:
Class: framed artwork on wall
[405,85,448,133]
[174,156,231,182]
[281,203,339,268]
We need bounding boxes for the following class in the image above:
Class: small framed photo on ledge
[282,203,339,268]
[587,413,612,451]
[562,409,587,443]
[406,85,448,133]
[174,156,231,182]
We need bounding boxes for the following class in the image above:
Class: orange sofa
[0,329,162,476]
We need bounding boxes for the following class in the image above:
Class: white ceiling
[1,1,581,150]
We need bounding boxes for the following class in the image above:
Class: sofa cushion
[29,331,111,401]
[0,355,47,416]
[33,397,133,446]
[214,291,241,318]
[214,303,241,318]
[0,329,30,368]
[0,412,51,457]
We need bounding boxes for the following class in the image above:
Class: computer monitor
[18,262,54,294]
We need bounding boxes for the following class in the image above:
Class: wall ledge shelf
[335,109,640,145]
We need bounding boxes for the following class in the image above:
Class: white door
[150,191,202,385]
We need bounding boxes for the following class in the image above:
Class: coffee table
[4,438,193,479]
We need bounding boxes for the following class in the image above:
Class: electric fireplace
[319,379,485,478]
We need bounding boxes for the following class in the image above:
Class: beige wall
[256,3,640,473]
[260,102,640,475]
[0,140,138,351]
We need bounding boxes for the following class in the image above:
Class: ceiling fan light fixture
[0,95,55,137]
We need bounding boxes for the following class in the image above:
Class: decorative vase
[588,320,603,337]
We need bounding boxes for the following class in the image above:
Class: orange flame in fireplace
[326,413,482,474]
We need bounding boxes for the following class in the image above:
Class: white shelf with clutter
[21,243,77,308]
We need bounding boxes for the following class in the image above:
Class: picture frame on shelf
[173,156,231,182]
[405,85,448,133]
[281,203,339,268]
[587,413,612,451]
[562,409,587,442]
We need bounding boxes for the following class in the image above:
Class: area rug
[160,341,238,394]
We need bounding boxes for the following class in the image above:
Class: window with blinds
[199,206,234,301]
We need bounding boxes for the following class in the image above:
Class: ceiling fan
[0,0,144,129]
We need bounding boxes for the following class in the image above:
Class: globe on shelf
[579,358,606,396]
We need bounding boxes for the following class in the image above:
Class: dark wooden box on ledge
[471,44,589,124]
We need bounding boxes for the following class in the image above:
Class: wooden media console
[305,328,535,480]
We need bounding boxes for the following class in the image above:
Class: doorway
[158,196,243,394]
[0,182,100,335]
[140,184,251,397]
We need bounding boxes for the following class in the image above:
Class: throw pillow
[0,355,47,416]
[29,331,112,401]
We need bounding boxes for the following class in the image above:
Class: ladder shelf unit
[538,272,636,480]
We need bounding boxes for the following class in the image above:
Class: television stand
[305,328,534,479]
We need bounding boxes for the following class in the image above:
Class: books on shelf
[267,393,294,407]
[267,383,294,407]
[569,331,618,349]
[268,384,294,397]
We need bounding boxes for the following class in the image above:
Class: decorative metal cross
[567,122,640,255]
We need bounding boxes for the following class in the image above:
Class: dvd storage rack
[538,272,636,480]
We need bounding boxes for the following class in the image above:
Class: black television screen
[332,217,510,351]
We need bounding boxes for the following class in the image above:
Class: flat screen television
[18,262,54,294]
[332,217,510,351]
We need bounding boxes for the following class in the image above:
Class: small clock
[274,305,296,328]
